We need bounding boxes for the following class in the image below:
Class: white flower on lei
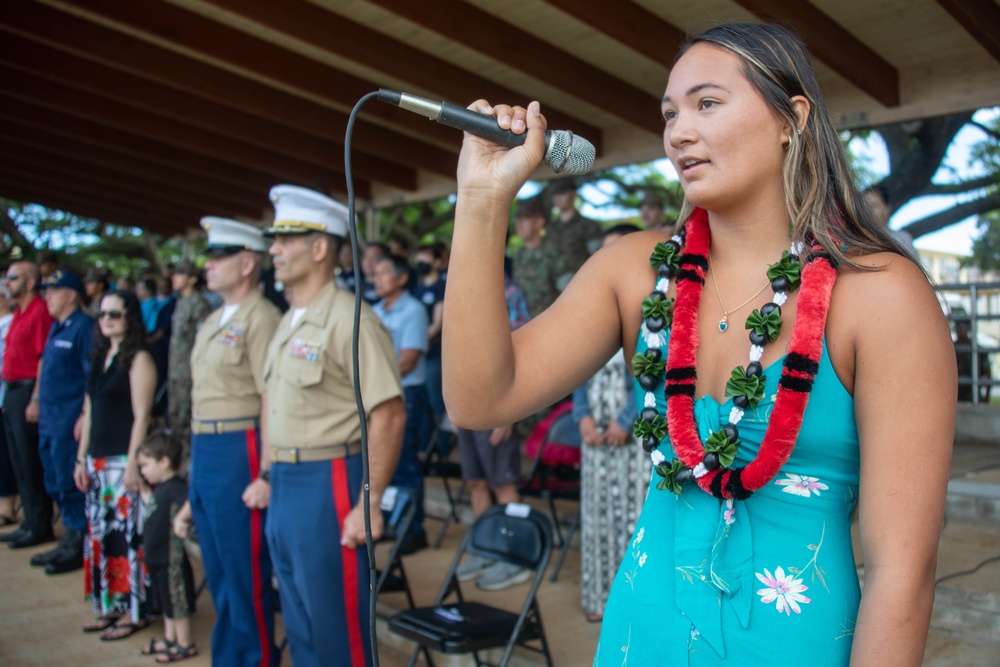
[641,322,667,348]
[644,392,656,408]
[756,566,811,615]
[723,499,736,525]
[650,449,666,466]
[775,473,829,497]
[656,277,670,293]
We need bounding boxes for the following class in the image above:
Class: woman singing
[442,23,955,665]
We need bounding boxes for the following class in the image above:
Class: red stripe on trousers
[332,459,365,667]
[245,429,271,667]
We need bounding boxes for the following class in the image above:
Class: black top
[87,353,135,459]
[143,476,188,567]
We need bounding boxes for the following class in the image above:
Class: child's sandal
[141,638,174,655]
[156,642,198,663]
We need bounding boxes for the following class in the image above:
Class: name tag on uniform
[219,323,245,347]
[290,338,322,362]
[54,340,73,349]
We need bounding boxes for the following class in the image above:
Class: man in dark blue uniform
[31,269,92,574]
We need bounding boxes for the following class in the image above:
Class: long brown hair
[674,23,910,268]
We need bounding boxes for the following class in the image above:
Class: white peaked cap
[265,184,350,238]
[200,216,269,254]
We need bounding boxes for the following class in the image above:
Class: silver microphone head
[544,131,595,175]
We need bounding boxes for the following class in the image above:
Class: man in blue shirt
[372,254,429,553]
[33,269,92,574]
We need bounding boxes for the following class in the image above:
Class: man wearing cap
[264,185,404,667]
[172,217,281,666]
[83,268,110,320]
[511,196,573,319]
[167,260,211,460]
[639,192,674,235]
[0,262,55,550]
[29,270,92,572]
[548,178,602,273]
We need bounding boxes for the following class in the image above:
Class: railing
[936,282,1000,406]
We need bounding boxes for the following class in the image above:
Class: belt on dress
[191,417,259,435]
[4,379,35,388]
[271,442,362,464]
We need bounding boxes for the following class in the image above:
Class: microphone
[377,89,595,175]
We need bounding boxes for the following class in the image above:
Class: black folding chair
[375,485,418,615]
[519,403,582,582]
[388,503,554,667]
[422,414,468,548]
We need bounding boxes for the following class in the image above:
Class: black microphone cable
[345,90,381,667]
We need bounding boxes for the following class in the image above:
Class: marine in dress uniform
[33,270,92,573]
[262,185,405,667]
[186,217,281,666]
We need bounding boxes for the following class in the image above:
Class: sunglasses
[97,310,124,320]
[4,275,20,282]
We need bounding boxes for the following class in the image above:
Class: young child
[136,432,197,663]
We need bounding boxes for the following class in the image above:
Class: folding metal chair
[519,402,582,582]
[375,485,418,615]
[422,414,468,548]
[388,503,554,667]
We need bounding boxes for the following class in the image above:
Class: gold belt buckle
[290,448,299,464]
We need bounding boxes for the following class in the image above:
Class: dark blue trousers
[189,430,276,667]
[266,455,372,667]
[38,433,86,532]
[393,385,429,537]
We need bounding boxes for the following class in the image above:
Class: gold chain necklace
[708,254,772,332]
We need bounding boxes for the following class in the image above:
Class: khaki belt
[191,418,259,435]
[271,442,362,464]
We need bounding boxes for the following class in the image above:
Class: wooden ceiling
[2,0,999,236]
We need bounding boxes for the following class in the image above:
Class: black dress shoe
[30,545,63,567]
[0,526,27,543]
[45,550,83,574]
[43,530,84,574]
[8,530,55,550]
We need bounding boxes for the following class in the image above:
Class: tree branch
[0,208,34,251]
[901,191,1000,238]
[920,175,999,197]
[970,120,1000,142]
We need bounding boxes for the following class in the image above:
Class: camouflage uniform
[545,211,602,273]
[511,240,572,320]
[167,292,211,458]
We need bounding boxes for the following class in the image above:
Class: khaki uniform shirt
[264,282,402,450]
[191,290,281,421]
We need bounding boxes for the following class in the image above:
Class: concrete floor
[2,444,998,666]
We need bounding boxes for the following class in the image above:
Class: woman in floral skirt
[74,290,156,640]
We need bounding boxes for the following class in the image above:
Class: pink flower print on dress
[775,473,828,497]
[756,566,811,615]
[723,499,736,526]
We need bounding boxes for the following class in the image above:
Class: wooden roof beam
[0,139,263,220]
[195,0,603,152]
[0,121,264,210]
[0,34,416,190]
[4,162,218,226]
[539,0,687,68]
[0,177,192,236]
[731,0,900,107]
[365,0,664,134]
[935,0,1000,64]
[45,0,459,148]
[0,96,284,195]
[1,2,459,179]
[0,65,369,199]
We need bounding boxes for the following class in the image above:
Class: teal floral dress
[594,328,861,665]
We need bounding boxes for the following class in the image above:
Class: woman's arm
[73,394,92,492]
[124,350,157,493]
[840,255,955,666]
[443,100,632,428]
